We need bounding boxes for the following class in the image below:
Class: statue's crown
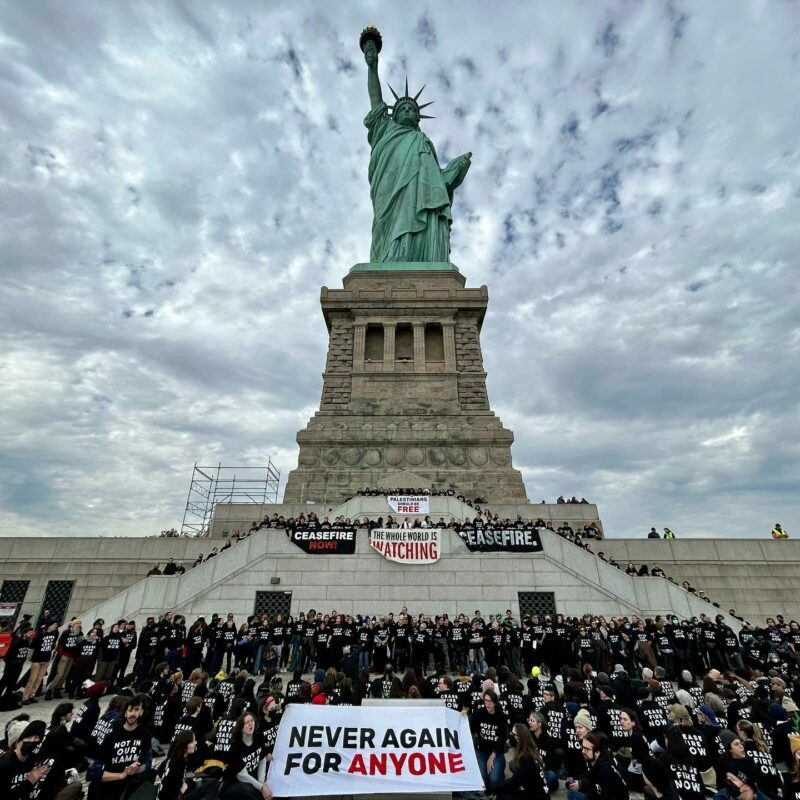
[388,77,435,119]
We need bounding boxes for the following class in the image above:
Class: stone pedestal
[283,266,528,505]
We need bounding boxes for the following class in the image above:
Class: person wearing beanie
[0,719,50,798]
[697,704,721,728]
[715,732,760,794]
[71,681,108,746]
[574,708,594,732]
[5,720,29,750]
[563,707,595,785]
[642,756,679,799]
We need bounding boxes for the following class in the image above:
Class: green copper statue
[361,27,472,263]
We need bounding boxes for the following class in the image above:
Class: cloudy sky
[1,1,798,539]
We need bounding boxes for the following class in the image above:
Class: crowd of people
[3,605,800,799]
[346,485,488,505]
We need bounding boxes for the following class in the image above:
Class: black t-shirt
[156,756,185,800]
[438,690,461,710]
[224,735,264,783]
[213,719,237,758]
[259,713,282,754]
[31,631,57,662]
[101,722,149,767]
[100,633,122,661]
[0,750,36,800]
[471,708,507,755]
[270,624,286,645]
[667,761,704,800]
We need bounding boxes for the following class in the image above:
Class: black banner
[457,528,543,553]
[289,528,357,555]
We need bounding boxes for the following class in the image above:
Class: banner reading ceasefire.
[370,528,440,564]
[457,527,544,553]
[268,704,483,796]
[387,494,430,514]
[289,528,357,555]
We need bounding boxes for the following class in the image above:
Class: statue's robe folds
[365,102,460,263]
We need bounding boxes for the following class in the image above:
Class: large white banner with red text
[267,704,482,796]
[369,528,440,564]
[387,494,430,514]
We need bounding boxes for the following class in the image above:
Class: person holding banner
[469,688,508,788]
[221,711,272,800]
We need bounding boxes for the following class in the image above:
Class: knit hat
[596,671,610,686]
[755,685,770,700]
[642,757,672,793]
[14,720,46,746]
[311,693,327,705]
[768,702,788,722]
[86,681,107,699]
[697,704,720,727]
[573,709,594,731]
[313,669,325,684]
[7,720,28,748]
[718,729,738,750]
[681,670,693,683]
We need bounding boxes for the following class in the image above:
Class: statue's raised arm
[361,29,382,110]
[358,27,472,264]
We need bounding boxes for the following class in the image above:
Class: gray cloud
[0,1,798,539]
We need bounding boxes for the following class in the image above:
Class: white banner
[0,602,17,617]
[267,704,483,797]
[370,528,440,564]
[387,494,430,514]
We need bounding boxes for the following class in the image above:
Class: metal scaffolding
[180,461,281,537]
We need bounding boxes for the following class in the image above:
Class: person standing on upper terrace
[647,527,661,539]
[772,523,789,539]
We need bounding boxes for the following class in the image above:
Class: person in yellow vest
[771,523,789,539]
[663,528,675,539]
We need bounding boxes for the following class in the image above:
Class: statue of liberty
[360,27,472,263]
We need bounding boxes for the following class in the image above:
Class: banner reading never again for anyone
[387,494,430,514]
[457,527,544,553]
[268,704,483,796]
[370,528,440,564]
[289,528,357,554]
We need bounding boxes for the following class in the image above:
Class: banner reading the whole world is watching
[268,704,483,796]
[369,528,440,564]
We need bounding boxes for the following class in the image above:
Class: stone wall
[1,532,798,626]
[283,268,527,505]
[597,539,800,622]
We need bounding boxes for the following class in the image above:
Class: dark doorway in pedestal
[254,590,292,618]
[518,591,556,618]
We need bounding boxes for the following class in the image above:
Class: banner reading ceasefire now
[268,704,483,796]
